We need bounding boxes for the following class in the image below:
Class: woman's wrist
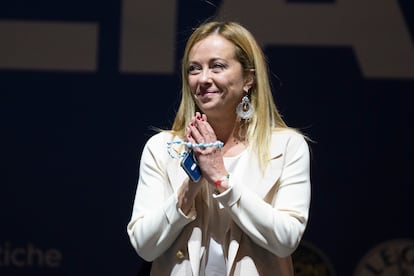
[213,173,230,193]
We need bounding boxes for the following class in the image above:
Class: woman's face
[187,34,252,120]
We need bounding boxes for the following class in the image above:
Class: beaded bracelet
[167,140,224,159]
[214,173,230,187]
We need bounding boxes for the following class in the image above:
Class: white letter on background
[216,0,414,78]
[119,0,177,74]
[0,21,98,72]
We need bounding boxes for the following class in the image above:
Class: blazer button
[176,250,185,259]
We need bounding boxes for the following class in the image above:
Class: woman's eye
[187,65,200,74]
[212,63,226,72]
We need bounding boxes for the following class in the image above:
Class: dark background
[1,0,413,275]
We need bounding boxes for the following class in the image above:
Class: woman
[127,21,311,276]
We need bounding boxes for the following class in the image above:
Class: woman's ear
[244,69,255,91]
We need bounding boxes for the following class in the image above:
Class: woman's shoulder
[145,131,177,147]
[271,127,306,141]
[270,128,309,151]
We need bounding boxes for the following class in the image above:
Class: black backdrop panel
[1,1,413,275]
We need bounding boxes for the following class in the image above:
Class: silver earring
[236,91,254,120]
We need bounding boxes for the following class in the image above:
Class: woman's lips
[198,90,218,96]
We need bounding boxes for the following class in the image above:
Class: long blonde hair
[171,21,291,169]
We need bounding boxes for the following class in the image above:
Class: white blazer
[127,129,311,275]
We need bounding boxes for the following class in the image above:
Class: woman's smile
[197,89,220,98]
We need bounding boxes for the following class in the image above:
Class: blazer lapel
[225,224,242,276]
[188,227,204,276]
[166,156,187,192]
[236,148,284,199]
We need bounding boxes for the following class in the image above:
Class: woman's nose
[199,69,212,83]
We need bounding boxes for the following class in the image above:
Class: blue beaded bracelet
[167,140,224,159]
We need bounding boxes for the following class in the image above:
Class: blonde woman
[127,21,311,276]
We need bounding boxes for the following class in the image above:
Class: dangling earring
[236,90,254,120]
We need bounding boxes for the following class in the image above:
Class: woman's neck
[209,119,246,157]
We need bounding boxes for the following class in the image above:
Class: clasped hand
[186,112,227,186]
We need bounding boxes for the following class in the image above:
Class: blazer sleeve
[127,132,196,261]
[214,132,311,257]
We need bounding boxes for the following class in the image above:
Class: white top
[205,151,245,275]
